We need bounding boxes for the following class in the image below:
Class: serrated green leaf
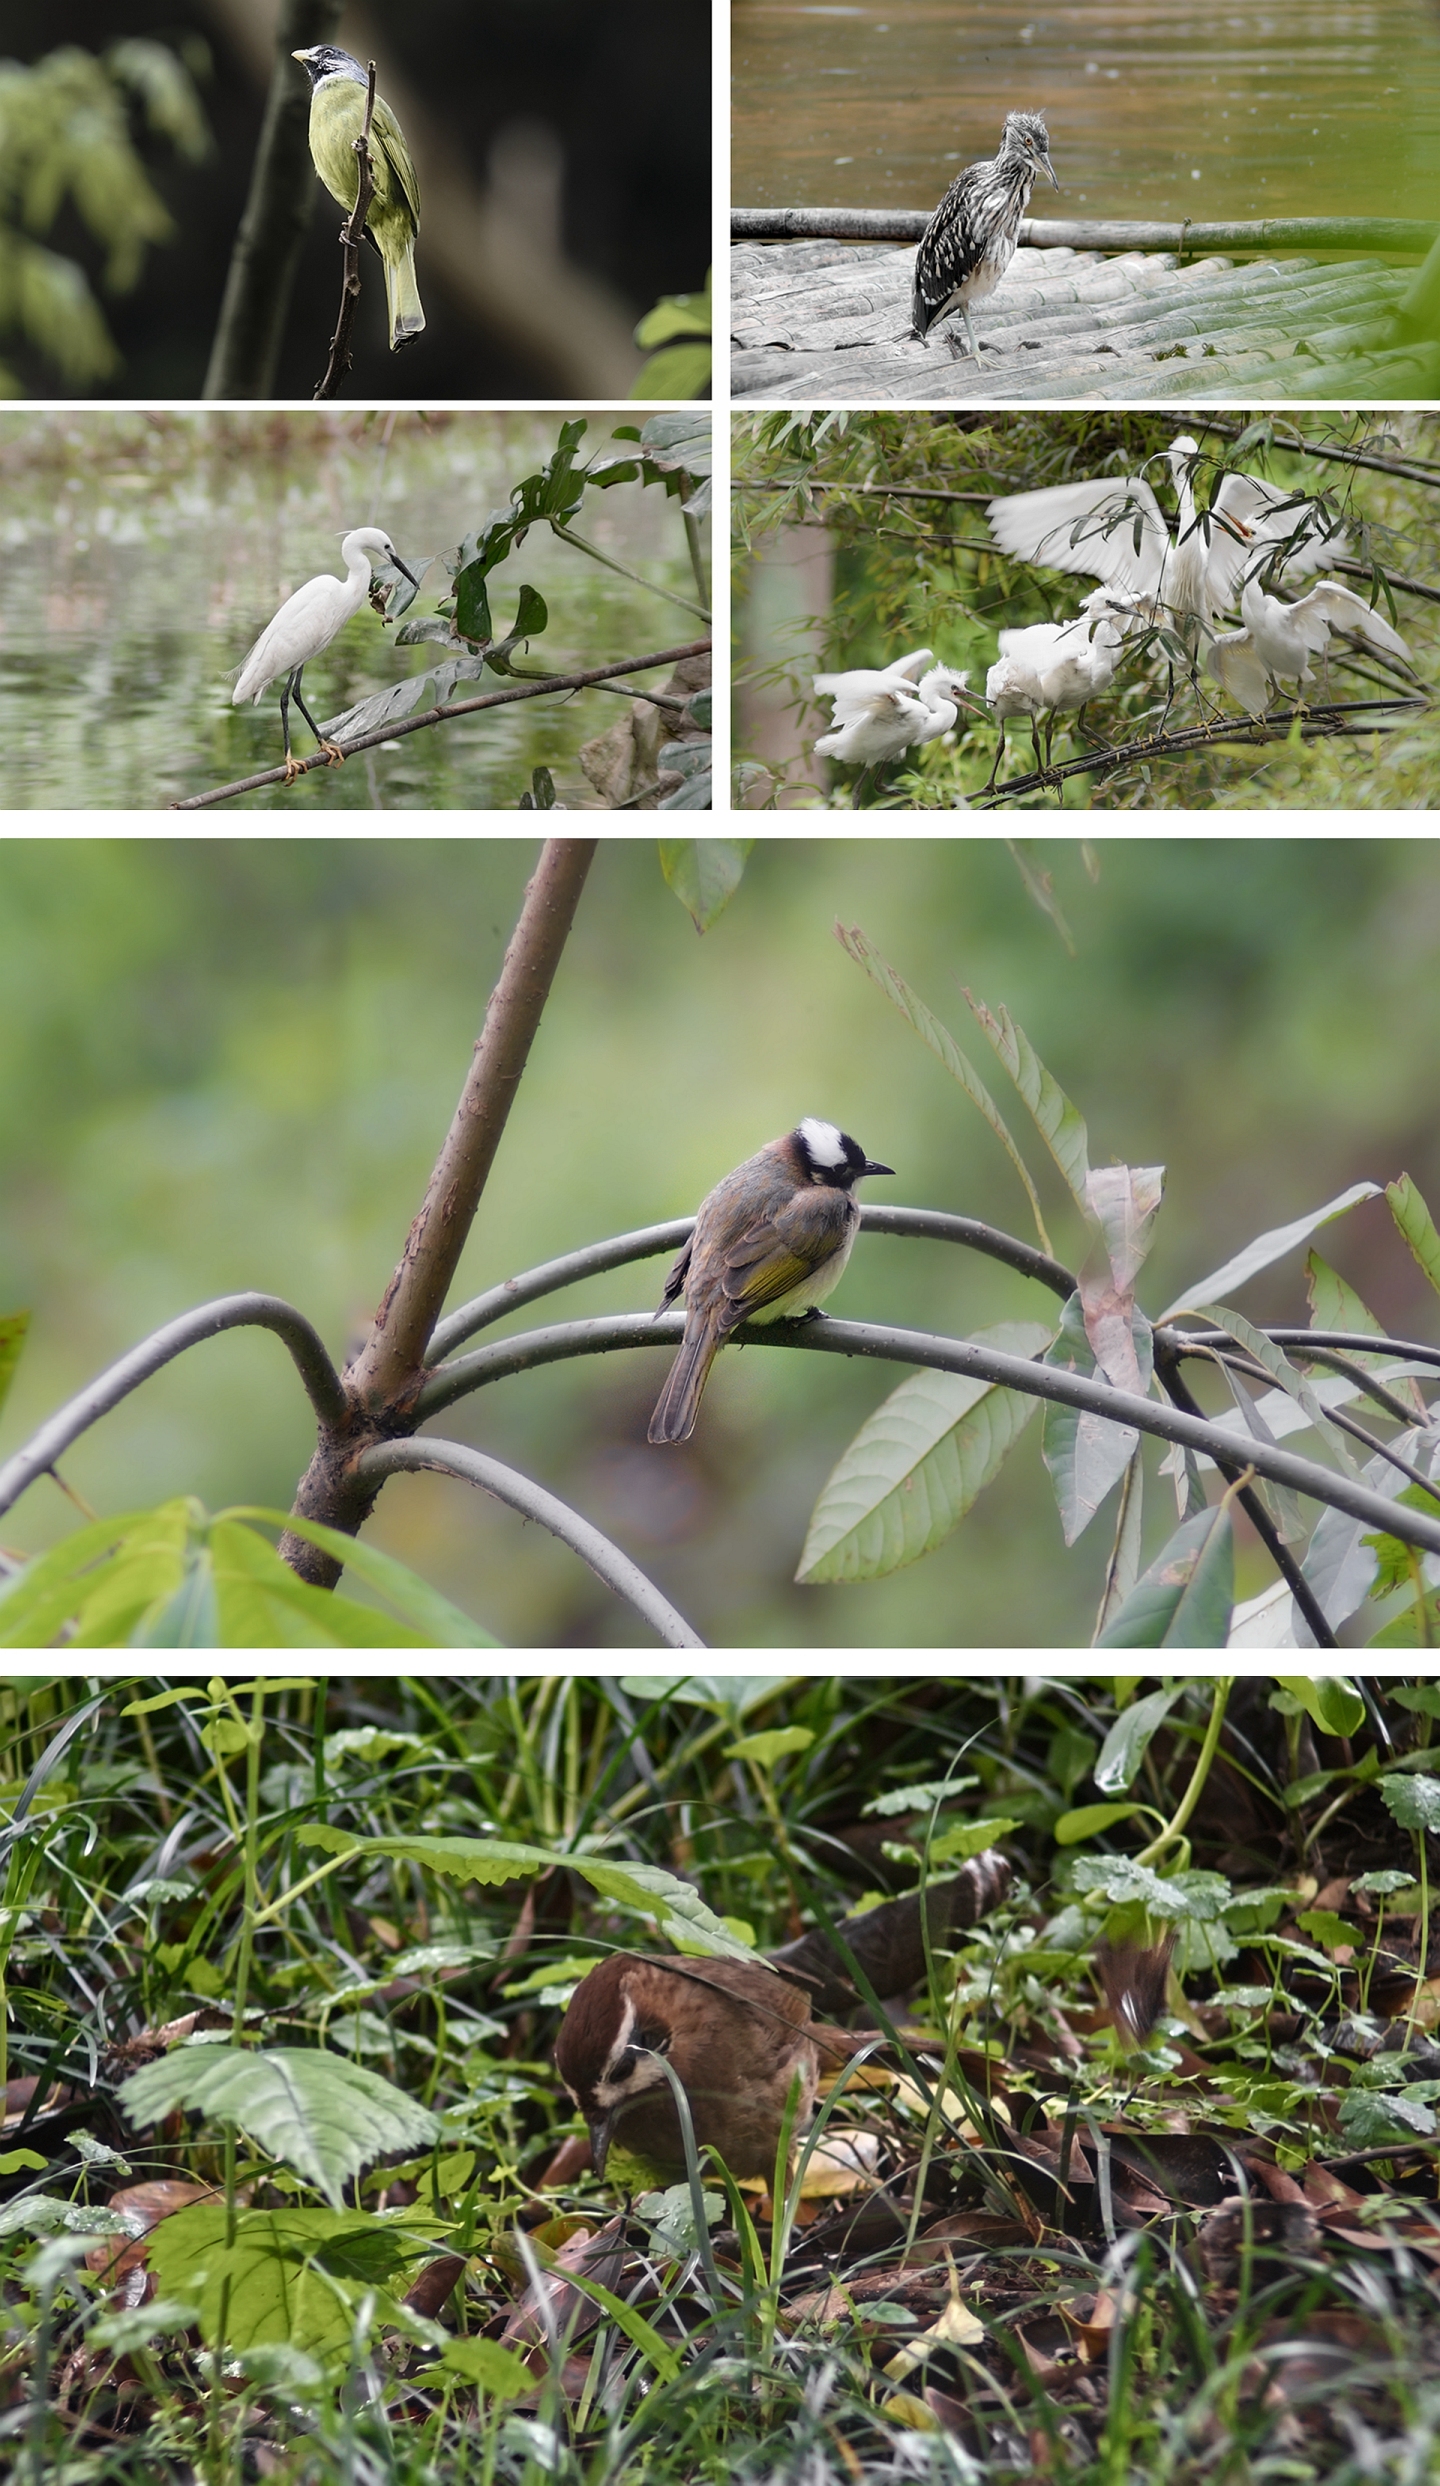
[1098,1509,1234,1649]
[294,1827,761,1963]
[962,989,1090,1212]
[1379,1772,1440,1832]
[658,840,752,930]
[119,2049,439,2210]
[798,1323,1051,1584]
[1387,1174,1440,1299]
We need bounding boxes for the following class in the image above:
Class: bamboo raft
[730,214,1440,404]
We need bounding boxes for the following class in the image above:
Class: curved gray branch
[426,1220,694,1362]
[0,1295,347,1521]
[426,1203,1076,1367]
[413,1310,1440,1558]
[354,1437,703,1650]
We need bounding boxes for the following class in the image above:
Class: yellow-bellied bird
[292,45,424,350]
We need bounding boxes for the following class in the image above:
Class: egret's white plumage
[814,659,973,804]
[233,526,417,781]
[1207,575,1414,715]
[987,439,1347,635]
[813,648,934,708]
[982,589,1136,788]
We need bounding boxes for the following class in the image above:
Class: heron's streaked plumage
[912,112,1058,363]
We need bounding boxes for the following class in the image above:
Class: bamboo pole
[731,209,1440,259]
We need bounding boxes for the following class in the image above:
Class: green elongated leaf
[1098,1508,1234,1649]
[0,1310,29,1423]
[631,344,711,401]
[1190,1304,1360,1479]
[145,2203,440,2357]
[1053,1802,1146,1846]
[418,2336,533,2397]
[1305,1250,1387,1344]
[834,925,1052,1252]
[545,2265,682,2381]
[1272,1677,1365,1737]
[118,2049,440,2209]
[725,1727,814,1768]
[1387,1174,1440,1298]
[218,1513,497,1648]
[1042,1296,1142,1547]
[1379,1772,1440,1832]
[659,839,752,929]
[927,1816,1019,1865]
[295,1827,761,1963]
[635,285,712,351]
[0,1503,191,1648]
[962,989,1090,1212]
[797,1323,1052,1584]
[1159,1181,1381,1321]
[1092,1685,1188,1791]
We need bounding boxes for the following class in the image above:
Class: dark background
[0,0,711,399]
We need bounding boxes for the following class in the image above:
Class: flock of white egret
[811,434,1420,802]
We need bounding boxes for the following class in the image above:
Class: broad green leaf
[0,1503,191,1648]
[1387,1174,1440,1299]
[962,989,1090,1212]
[419,2336,533,2397]
[1159,1181,1381,1321]
[295,1827,761,1963]
[798,1323,1051,1583]
[0,1310,29,1424]
[725,1727,814,1768]
[927,1816,1019,1865]
[1098,1509,1234,1649]
[1294,1910,1356,1949]
[1272,1677,1365,1738]
[834,925,1052,1251]
[630,343,712,400]
[1379,1772,1440,1832]
[1092,1685,1188,1791]
[1071,1857,1231,1920]
[146,2202,439,2356]
[118,2048,440,2209]
[659,840,753,930]
[1042,1296,1141,1547]
[1337,2088,1437,2145]
[226,1510,497,1648]
[1053,1802,1146,1846]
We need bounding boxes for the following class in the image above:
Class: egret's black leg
[982,719,1007,796]
[289,663,346,769]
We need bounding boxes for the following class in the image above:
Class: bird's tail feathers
[648,1321,719,1445]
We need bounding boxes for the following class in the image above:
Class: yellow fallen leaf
[885,2294,986,2381]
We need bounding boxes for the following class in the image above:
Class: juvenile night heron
[1206,575,1413,715]
[912,112,1058,364]
[232,526,418,783]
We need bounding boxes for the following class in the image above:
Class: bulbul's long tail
[647,1320,720,1444]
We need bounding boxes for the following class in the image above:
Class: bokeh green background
[2,836,1438,1649]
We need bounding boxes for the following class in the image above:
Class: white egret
[232,527,419,782]
[986,439,1348,636]
[814,661,973,805]
[813,648,934,706]
[982,589,1137,789]
[912,113,1059,364]
[1207,575,1415,715]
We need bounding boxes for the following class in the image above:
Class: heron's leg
[850,765,874,810]
[961,304,983,367]
[982,718,1007,796]
[291,667,346,768]
[279,669,305,786]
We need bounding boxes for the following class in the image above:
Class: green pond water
[733,0,1440,223]
[0,411,706,811]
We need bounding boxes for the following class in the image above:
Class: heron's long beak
[1043,156,1060,189]
[393,552,421,589]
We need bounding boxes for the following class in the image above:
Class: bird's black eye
[635,2024,670,2056]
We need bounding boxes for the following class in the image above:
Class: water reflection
[734,0,1440,222]
[0,411,699,810]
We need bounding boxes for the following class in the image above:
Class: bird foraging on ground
[232,526,418,783]
[648,1118,893,1445]
[1206,575,1414,715]
[912,112,1058,364]
[292,46,424,349]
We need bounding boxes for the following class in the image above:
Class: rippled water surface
[733,0,1440,222]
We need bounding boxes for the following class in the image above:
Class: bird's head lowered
[553,1954,676,2175]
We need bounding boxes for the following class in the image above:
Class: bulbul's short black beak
[862,1157,895,1178]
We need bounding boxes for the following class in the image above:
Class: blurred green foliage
[2,838,1439,1648]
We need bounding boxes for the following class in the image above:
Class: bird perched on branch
[1206,574,1414,715]
[292,46,425,349]
[986,438,1348,638]
[912,112,1058,364]
[232,526,418,783]
[647,1118,892,1445]
[555,1851,1015,2179]
[815,659,974,803]
[982,588,1139,789]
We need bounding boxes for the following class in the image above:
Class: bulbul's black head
[790,1117,894,1191]
[292,45,370,87]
